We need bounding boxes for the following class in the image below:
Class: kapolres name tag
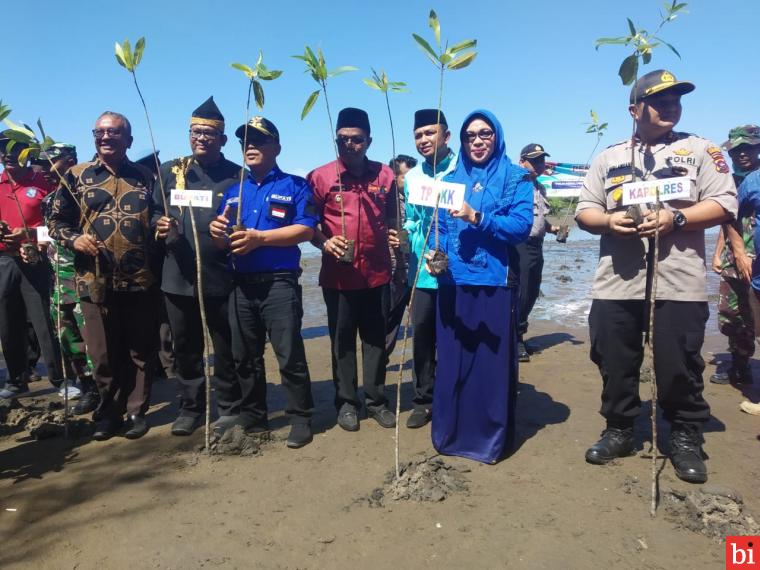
[622,176,690,206]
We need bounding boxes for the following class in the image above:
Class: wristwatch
[672,209,687,231]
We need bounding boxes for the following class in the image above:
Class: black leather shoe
[368,406,396,428]
[337,405,359,432]
[585,427,635,464]
[171,415,200,436]
[517,341,530,363]
[287,423,313,448]
[670,429,708,484]
[72,391,100,416]
[124,415,149,440]
[93,417,123,441]
[406,407,432,429]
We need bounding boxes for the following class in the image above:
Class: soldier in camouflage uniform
[710,125,760,385]
[37,144,99,413]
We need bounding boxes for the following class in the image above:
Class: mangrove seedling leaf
[447,51,477,70]
[449,38,477,54]
[17,147,32,166]
[122,39,134,71]
[618,54,639,85]
[642,50,652,65]
[363,78,381,90]
[594,36,629,49]
[253,81,265,110]
[261,69,283,80]
[134,37,146,67]
[412,33,440,66]
[328,66,357,77]
[429,9,441,48]
[627,17,637,36]
[301,90,320,120]
[231,62,255,76]
[115,42,127,68]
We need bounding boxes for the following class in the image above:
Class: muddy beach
[1,227,758,570]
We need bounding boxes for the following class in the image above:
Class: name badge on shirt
[170,189,213,208]
[407,178,465,210]
[36,226,51,242]
[621,176,691,206]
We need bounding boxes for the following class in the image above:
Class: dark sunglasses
[337,135,366,145]
[92,128,124,139]
[464,129,494,143]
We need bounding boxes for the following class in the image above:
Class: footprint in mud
[557,275,573,283]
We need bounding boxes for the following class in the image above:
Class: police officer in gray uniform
[575,69,737,484]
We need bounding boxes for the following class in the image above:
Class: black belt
[235,271,299,285]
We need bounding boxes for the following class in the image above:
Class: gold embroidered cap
[629,69,695,103]
[190,96,225,132]
[235,116,280,142]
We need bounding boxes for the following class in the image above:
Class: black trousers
[515,237,544,338]
[164,292,234,419]
[323,285,389,411]
[411,287,437,408]
[228,277,313,425]
[385,280,411,356]
[589,299,710,431]
[0,255,63,385]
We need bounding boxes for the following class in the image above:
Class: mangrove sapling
[595,0,688,517]
[293,46,357,263]
[115,37,172,241]
[363,68,409,251]
[230,52,283,232]
[387,9,478,481]
[412,9,476,275]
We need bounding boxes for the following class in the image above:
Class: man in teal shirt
[403,109,457,428]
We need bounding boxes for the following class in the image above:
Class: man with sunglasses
[576,70,737,484]
[516,143,560,362]
[308,107,399,432]
[0,137,66,399]
[209,116,317,448]
[154,97,241,436]
[49,111,161,441]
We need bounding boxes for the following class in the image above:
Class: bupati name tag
[170,189,213,208]
[407,178,466,210]
[36,226,51,242]
[621,176,691,206]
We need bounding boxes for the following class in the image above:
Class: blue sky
[1,0,757,176]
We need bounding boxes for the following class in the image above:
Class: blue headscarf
[445,109,515,198]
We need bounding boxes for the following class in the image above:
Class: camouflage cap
[39,143,77,161]
[722,125,760,152]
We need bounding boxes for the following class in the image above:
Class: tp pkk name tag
[622,176,691,206]
[407,178,466,210]
[170,189,213,208]
[36,226,51,242]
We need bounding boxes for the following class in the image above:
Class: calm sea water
[300,225,723,334]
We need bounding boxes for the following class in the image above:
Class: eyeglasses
[189,129,221,140]
[92,128,124,139]
[337,135,367,145]
[464,129,494,143]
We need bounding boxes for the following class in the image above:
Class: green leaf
[41,136,55,150]
[305,46,319,68]
[412,33,440,66]
[586,125,596,134]
[598,122,608,131]
[618,54,639,86]
[429,9,440,48]
[114,42,127,68]
[641,50,652,65]
[17,147,32,166]
[448,38,476,54]
[133,37,145,67]
[440,52,453,65]
[256,50,263,68]
[231,62,254,75]
[261,69,283,80]
[363,78,381,90]
[659,39,681,58]
[36,118,47,141]
[123,39,134,71]
[590,109,599,123]
[301,90,320,120]
[328,66,357,77]
[3,119,35,138]
[447,51,477,70]
[4,139,16,154]
[594,36,629,50]
[253,81,265,110]
[627,17,637,36]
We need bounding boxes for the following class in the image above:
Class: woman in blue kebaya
[427,109,533,463]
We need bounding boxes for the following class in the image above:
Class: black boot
[669,427,707,484]
[585,426,635,464]
[710,355,753,385]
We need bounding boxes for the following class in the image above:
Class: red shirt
[0,169,51,251]
[308,159,397,290]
